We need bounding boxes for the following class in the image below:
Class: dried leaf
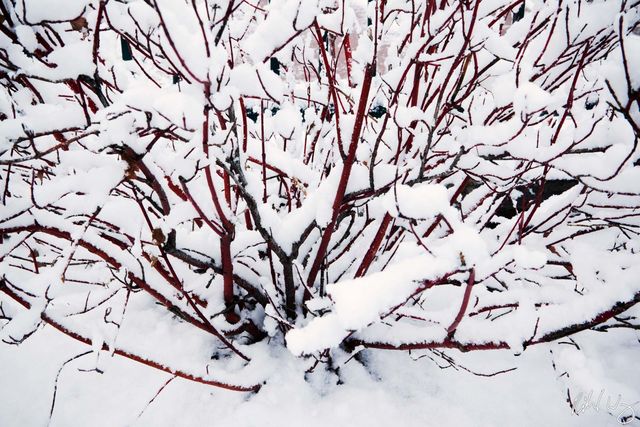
[70,16,88,31]
[152,228,165,246]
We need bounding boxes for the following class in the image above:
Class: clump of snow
[23,0,89,23]
[384,184,455,220]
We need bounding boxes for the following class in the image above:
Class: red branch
[0,280,259,392]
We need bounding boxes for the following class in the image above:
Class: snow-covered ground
[2,326,638,426]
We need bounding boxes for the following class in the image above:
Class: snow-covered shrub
[0,0,639,401]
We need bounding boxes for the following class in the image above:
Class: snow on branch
[0,0,639,396]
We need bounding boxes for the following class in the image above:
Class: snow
[1,328,636,426]
[384,183,454,220]
[513,82,554,117]
[23,0,89,23]
[0,103,86,147]
[2,0,640,425]
[287,250,461,355]
[242,0,316,63]
[513,246,547,270]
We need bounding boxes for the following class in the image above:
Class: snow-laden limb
[286,253,458,355]
[0,280,261,392]
[0,1,639,413]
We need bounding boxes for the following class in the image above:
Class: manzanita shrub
[1,0,639,397]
